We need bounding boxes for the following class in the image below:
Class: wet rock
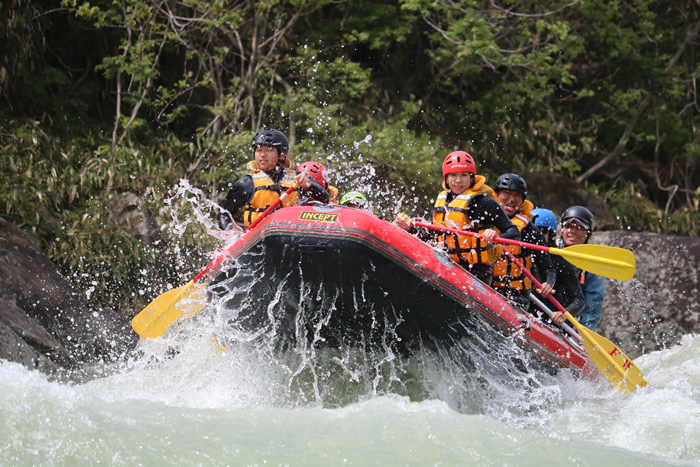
[0,321,64,377]
[0,217,41,252]
[0,297,74,367]
[108,192,164,248]
[592,231,700,359]
[0,240,139,374]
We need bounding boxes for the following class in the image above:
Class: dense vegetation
[1,0,698,316]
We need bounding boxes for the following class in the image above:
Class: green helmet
[340,191,367,207]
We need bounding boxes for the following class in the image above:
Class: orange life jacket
[431,176,503,266]
[492,200,535,293]
[240,159,301,226]
[328,185,339,205]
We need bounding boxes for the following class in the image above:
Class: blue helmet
[531,208,558,232]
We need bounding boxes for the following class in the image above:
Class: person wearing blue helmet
[531,208,585,325]
[556,205,605,330]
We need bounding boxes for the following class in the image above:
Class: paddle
[131,183,298,339]
[412,221,636,281]
[505,250,647,393]
[528,293,582,343]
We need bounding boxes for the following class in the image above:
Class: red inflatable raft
[205,203,597,378]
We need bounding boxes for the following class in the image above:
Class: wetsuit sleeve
[579,272,605,330]
[467,196,521,241]
[523,223,556,286]
[297,178,330,204]
[553,256,585,317]
[218,176,255,230]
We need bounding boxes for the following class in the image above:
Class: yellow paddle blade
[572,321,648,393]
[131,281,208,339]
[550,244,636,281]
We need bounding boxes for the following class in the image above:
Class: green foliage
[1,0,698,319]
[0,119,215,316]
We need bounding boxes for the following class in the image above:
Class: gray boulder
[0,236,138,378]
[592,231,699,359]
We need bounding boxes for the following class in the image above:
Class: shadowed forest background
[1,0,698,317]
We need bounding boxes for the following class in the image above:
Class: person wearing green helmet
[340,191,367,209]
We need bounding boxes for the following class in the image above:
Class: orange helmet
[442,151,476,179]
[297,161,328,188]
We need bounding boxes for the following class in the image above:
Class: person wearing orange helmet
[395,151,520,285]
[217,128,328,230]
[297,161,339,204]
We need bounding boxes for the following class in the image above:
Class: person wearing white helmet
[217,128,328,230]
[557,205,604,330]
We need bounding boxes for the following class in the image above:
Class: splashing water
[2,175,698,465]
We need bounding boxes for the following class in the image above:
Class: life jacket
[240,158,301,226]
[431,176,502,266]
[492,200,535,293]
[328,185,339,205]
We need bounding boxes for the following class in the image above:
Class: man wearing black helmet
[217,128,329,230]
[492,173,556,310]
[558,205,604,330]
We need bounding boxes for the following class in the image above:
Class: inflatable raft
[200,202,596,379]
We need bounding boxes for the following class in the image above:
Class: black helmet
[561,205,594,231]
[494,173,527,198]
[251,128,289,154]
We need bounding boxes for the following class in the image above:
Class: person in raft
[340,191,368,209]
[556,205,604,330]
[530,208,585,327]
[394,150,520,285]
[491,173,556,310]
[296,161,339,204]
[217,128,329,230]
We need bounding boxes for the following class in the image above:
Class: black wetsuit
[416,192,521,285]
[218,169,329,230]
[530,233,585,318]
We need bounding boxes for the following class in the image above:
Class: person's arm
[297,177,330,203]
[524,223,557,289]
[468,196,521,241]
[579,272,605,329]
[218,176,254,230]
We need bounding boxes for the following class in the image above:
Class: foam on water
[1,337,698,465]
[2,170,698,464]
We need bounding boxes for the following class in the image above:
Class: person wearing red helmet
[395,151,520,285]
[297,161,339,204]
[217,128,328,230]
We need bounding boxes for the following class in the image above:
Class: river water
[2,180,699,465]
[1,318,698,465]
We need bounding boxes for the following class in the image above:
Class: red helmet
[297,161,328,188]
[442,151,476,178]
